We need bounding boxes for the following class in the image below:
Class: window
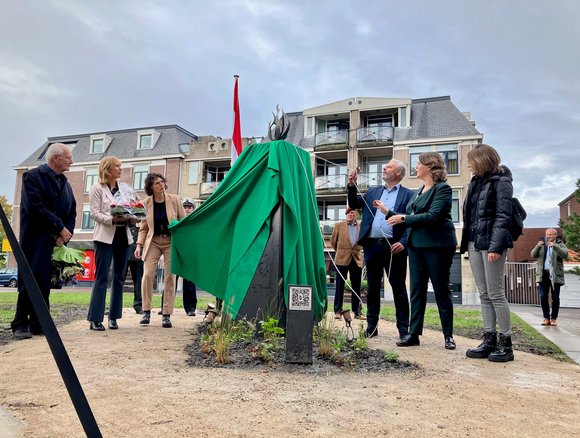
[188,161,199,185]
[84,167,99,193]
[409,146,432,176]
[409,144,459,176]
[89,134,112,154]
[133,163,149,190]
[136,129,160,149]
[306,117,314,136]
[435,144,459,175]
[566,202,571,218]
[451,189,460,223]
[82,205,94,230]
[138,134,152,150]
[204,164,230,182]
[91,139,104,154]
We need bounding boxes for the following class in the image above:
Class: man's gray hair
[45,143,70,163]
[390,159,406,179]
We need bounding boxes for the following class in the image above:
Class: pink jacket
[89,183,133,245]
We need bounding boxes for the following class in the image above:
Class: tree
[559,178,580,258]
[0,195,13,268]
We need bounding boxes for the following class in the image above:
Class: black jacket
[460,166,513,254]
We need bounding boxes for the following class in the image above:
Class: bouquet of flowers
[109,182,146,220]
[51,245,85,289]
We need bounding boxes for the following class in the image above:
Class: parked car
[0,267,18,287]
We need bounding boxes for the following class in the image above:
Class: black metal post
[0,204,102,437]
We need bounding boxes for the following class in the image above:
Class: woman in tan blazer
[134,173,185,328]
[87,156,134,331]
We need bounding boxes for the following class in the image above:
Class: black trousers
[127,260,144,310]
[408,246,455,338]
[333,259,362,314]
[11,235,54,334]
[539,270,561,320]
[182,279,197,312]
[363,240,409,337]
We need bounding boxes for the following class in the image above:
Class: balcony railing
[315,129,348,147]
[320,220,340,236]
[315,174,348,191]
[356,126,394,144]
[357,172,384,189]
[200,181,220,197]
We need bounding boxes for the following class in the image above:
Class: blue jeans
[87,228,129,323]
[539,270,561,320]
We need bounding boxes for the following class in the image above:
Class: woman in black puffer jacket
[460,144,515,363]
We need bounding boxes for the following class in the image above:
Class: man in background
[531,228,569,326]
[330,207,364,320]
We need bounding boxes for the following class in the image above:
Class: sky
[1,0,579,227]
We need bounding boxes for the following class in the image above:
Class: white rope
[294,148,396,314]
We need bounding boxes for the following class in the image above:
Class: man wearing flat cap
[330,207,364,320]
[180,198,198,315]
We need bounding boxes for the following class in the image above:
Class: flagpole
[231,75,242,165]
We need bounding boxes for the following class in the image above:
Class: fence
[504,262,540,305]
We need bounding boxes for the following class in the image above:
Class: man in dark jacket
[126,224,144,314]
[347,159,414,338]
[11,143,77,340]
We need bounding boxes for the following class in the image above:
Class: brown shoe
[550,319,557,326]
[541,319,550,326]
[334,312,342,320]
[354,314,366,320]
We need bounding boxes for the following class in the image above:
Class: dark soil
[0,304,87,345]
[185,322,419,374]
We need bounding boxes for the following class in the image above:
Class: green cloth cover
[170,140,327,320]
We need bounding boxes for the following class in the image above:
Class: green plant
[351,323,369,351]
[383,350,399,363]
[315,318,335,358]
[566,266,580,276]
[213,327,231,364]
[259,317,285,340]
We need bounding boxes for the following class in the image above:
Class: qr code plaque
[288,285,312,311]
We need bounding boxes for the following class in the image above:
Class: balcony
[320,220,339,236]
[356,126,394,145]
[315,174,347,191]
[357,172,384,190]
[315,129,348,148]
[200,181,220,197]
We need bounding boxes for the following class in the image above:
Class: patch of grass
[0,290,215,325]
[378,304,573,363]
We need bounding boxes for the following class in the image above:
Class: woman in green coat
[380,152,457,350]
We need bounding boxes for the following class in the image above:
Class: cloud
[0,59,75,112]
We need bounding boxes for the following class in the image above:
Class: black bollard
[285,285,313,364]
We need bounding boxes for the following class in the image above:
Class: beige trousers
[141,235,175,315]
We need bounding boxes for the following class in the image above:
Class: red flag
[231,75,242,165]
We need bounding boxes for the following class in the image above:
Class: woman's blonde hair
[418,152,447,182]
[98,156,121,184]
[467,144,501,176]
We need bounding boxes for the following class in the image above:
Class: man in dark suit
[347,159,414,338]
[11,143,76,340]
[126,224,144,314]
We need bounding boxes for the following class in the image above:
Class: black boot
[140,311,151,325]
[466,331,497,359]
[488,333,514,362]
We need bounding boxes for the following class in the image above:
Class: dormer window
[89,134,112,154]
[92,139,103,153]
[137,129,161,150]
[139,134,152,149]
